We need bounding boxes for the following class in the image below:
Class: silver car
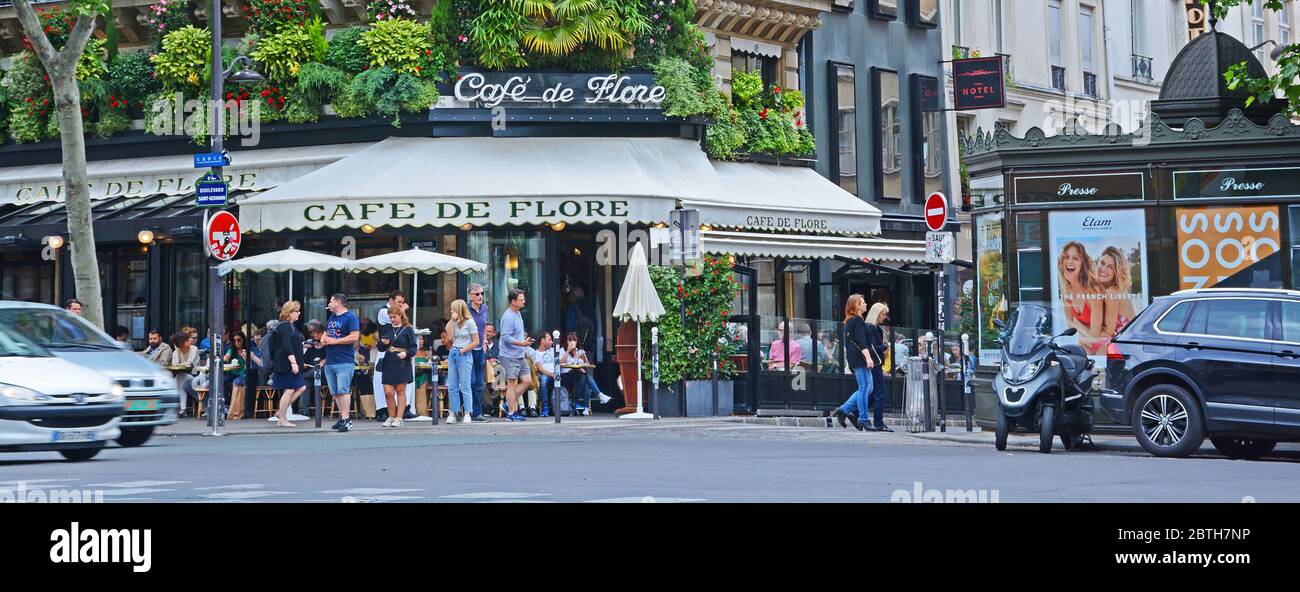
[0,302,179,447]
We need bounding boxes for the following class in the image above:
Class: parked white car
[0,302,179,447]
[0,323,125,461]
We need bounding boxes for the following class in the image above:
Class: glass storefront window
[0,251,55,304]
[1015,213,1045,304]
[115,250,149,348]
[171,247,206,336]
[466,231,546,334]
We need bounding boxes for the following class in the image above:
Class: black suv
[1103,288,1300,459]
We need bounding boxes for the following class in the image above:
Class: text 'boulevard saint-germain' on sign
[452,71,666,109]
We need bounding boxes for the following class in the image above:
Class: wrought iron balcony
[952,45,974,60]
[1131,54,1153,82]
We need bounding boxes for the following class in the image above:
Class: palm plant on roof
[510,0,647,57]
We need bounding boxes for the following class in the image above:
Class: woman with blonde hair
[833,294,873,431]
[1057,241,1102,338]
[444,298,480,424]
[378,308,418,427]
[862,302,893,431]
[1093,246,1137,349]
[271,300,306,427]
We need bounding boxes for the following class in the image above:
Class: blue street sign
[194,152,230,168]
[195,172,228,207]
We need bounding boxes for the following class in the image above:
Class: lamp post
[206,4,262,436]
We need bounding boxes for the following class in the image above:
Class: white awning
[686,161,881,235]
[238,137,724,233]
[700,230,926,263]
[0,144,362,205]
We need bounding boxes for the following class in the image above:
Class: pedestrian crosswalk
[0,479,706,503]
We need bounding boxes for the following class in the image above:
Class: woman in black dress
[272,301,307,428]
[379,309,417,427]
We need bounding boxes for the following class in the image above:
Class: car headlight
[0,383,49,403]
[107,383,126,402]
[154,372,176,390]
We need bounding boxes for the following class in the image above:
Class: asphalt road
[2,419,1297,502]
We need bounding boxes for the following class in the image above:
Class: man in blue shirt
[467,283,491,423]
[320,293,360,432]
[498,289,534,422]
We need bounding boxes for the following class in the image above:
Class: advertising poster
[1175,205,1281,290]
[975,213,1006,365]
[1047,210,1149,359]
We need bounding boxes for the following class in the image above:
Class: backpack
[555,385,574,416]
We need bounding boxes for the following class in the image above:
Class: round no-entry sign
[206,210,241,261]
[925,192,948,232]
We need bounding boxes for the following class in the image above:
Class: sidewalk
[157,415,730,436]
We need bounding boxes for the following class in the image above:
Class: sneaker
[540,408,550,417]
[446,415,458,424]
[582,407,592,416]
[527,408,538,418]
[598,393,612,405]
[339,419,352,433]
[331,419,343,431]
[506,413,523,422]
[393,419,405,427]
[403,409,417,420]
[470,415,491,424]
[375,409,389,423]
[383,417,395,428]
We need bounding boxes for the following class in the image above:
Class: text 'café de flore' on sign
[0,64,937,415]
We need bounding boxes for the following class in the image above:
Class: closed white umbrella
[350,246,487,327]
[613,242,665,420]
[216,246,354,301]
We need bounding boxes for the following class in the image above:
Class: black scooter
[991,304,1095,454]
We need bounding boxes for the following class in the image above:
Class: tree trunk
[12,1,106,329]
[53,78,106,330]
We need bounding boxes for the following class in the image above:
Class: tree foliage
[1220,0,1300,117]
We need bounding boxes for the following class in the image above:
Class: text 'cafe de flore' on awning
[0,69,928,414]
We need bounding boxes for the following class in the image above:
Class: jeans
[867,366,886,428]
[447,349,473,416]
[470,349,485,417]
[324,363,355,396]
[538,375,553,412]
[838,365,874,420]
[561,372,593,407]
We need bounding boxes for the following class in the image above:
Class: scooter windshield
[1006,305,1052,358]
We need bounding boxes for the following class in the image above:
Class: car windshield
[0,308,119,351]
[0,323,51,357]
[1006,304,1052,357]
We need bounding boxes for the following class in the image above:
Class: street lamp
[205,6,264,437]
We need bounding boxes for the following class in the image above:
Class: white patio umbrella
[216,246,355,301]
[349,246,487,327]
[613,242,666,420]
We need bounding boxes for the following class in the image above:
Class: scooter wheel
[995,408,1009,451]
[1039,405,1055,454]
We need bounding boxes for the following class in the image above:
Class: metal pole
[937,332,946,433]
[678,223,686,418]
[652,327,660,420]
[314,365,322,429]
[553,330,561,424]
[711,347,718,417]
[961,333,972,432]
[204,0,225,437]
[922,332,933,433]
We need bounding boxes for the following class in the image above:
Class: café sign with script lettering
[449,71,666,109]
[1012,172,1146,205]
[1172,167,1300,200]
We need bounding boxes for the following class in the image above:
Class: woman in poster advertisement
[1057,241,1104,341]
[1096,246,1138,340]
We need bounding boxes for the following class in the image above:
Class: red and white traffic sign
[205,210,242,261]
[925,192,948,232]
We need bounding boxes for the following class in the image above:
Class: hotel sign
[952,56,1005,111]
[450,71,666,109]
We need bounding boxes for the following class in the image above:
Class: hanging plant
[245,0,313,34]
[151,26,211,92]
[251,25,315,83]
[359,18,433,77]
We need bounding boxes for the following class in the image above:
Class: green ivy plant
[251,26,315,83]
[3,52,56,143]
[151,26,210,91]
[652,56,725,118]
[705,102,747,159]
[339,66,439,126]
[108,50,161,108]
[359,18,432,76]
[642,257,742,383]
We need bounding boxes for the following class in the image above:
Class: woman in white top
[559,332,610,415]
[444,299,480,424]
[170,331,200,415]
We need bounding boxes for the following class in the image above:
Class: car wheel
[115,426,155,448]
[1038,404,1055,454]
[1131,383,1205,458]
[59,446,103,462]
[995,408,1009,451]
[1210,437,1277,460]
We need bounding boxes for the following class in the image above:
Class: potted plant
[642,256,742,416]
